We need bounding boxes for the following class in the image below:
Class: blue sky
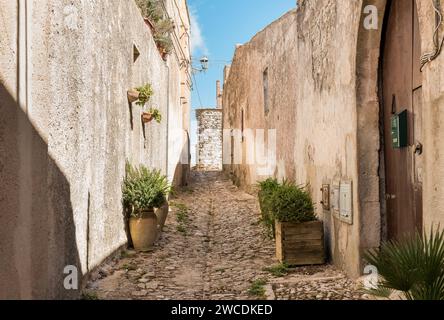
[188,0,297,164]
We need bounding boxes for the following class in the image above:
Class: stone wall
[196,109,223,171]
[0,0,190,299]
[223,0,444,278]
[164,0,192,187]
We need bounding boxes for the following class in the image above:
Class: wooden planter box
[276,221,325,266]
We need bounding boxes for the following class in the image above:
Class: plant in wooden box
[267,181,325,266]
[258,178,280,239]
[123,163,171,252]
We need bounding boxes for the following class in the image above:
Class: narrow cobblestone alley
[86,171,364,300]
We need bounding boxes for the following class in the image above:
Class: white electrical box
[331,184,340,215]
[339,181,353,224]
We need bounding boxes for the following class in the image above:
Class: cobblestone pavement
[86,171,363,300]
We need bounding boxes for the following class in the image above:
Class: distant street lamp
[192,56,209,73]
[200,56,209,71]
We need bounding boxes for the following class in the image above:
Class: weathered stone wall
[223,6,363,277]
[164,0,192,187]
[0,0,190,299]
[416,1,444,232]
[196,109,223,171]
[223,0,444,278]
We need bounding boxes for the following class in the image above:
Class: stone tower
[196,81,223,171]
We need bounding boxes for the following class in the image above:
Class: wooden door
[382,0,423,240]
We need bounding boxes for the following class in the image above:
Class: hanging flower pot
[161,51,168,61]
[142,108,162,124]
[127,89,140,103]
[142,112,154,124]
[128,84,154,106]
[144,18,156,34]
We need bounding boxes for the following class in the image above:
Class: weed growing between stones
[264,263,290,277]
[122,263,138,271]
[81,291,99,300]
[177,225,188,235]
[248,279,267,298]
[172,202,190,236]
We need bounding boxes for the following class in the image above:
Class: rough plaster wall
[223,3,363,277]
[0,0,22,299]
[167,57,185,185]
[416,1,444,231]
[197,109,223,171]
[0,0,189,299]
[165,0,192,187]
[224,0,444,278]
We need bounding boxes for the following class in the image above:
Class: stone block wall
[196,109,223,171]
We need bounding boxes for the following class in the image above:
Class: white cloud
[189,8,208,56]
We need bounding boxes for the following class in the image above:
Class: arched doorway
[381,0,423,240]
[356,0,424,256]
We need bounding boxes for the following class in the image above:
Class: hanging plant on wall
[142,108,162,124]
[154,35,174,59]
[127,83,161,124]
[127,83,154,106]
[135,0,175,60]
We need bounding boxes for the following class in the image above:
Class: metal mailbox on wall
[339,181,353,225]
[330,181,353,225]
[391,109,408,148]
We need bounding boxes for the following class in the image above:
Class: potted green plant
[155,35,174,60]
[142,108,162,124]
[259,180,324,266]
[123,163,171,251]
[127,83,154,106]
[155,202,170,242]
[258,178,280,238]
[135,0,175,59]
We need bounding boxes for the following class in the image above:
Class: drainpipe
[166,64,170,182]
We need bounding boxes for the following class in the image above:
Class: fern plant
[122,162,171,217]
[364,228,444,300]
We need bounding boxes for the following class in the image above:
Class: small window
[133,44,140,63]
[263,68,269,114]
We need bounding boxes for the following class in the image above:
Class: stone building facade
[0,0,191,299]
[196,108,223,171]
[223,0,444,278]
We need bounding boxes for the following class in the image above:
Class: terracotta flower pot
[129,210,158,252]
[144,18,156,34]
[142,112,154,123]
[127,89,140,103]
[155,202,170,231]
[155,202,169,242]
